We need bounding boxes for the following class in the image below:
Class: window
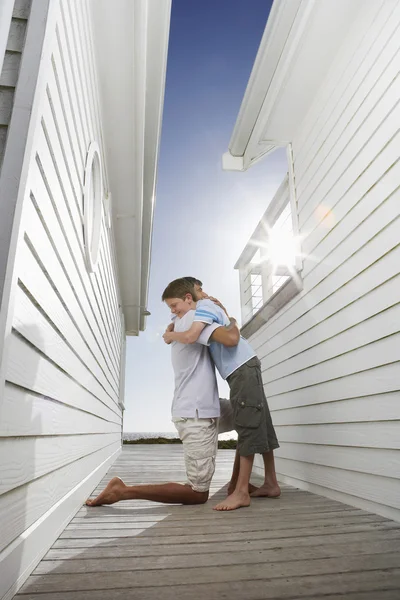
[235,172,302,326]
[83,141,103,272]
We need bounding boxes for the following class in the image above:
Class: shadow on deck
[16,445,400,599]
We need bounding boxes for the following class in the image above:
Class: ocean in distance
[123,431,237,441]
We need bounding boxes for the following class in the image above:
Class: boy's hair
[162,278,198,302]
[183,276,203,287]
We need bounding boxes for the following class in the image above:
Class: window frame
[83,141,103,273]
[236,144,303,335]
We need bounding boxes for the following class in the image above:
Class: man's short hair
[162,278,197,302]
[183,276,203,287]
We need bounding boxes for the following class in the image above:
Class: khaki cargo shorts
[227,356,280,457]
[172,399,234,492]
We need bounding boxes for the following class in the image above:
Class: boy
[86,279,238,507]
[163,277,281,511]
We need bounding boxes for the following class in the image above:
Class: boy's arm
[163,318,240,347]
[163,321,206,345]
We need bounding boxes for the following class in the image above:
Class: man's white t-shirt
[170,309,220,419]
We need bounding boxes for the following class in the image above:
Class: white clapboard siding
[17,240,119,401]
[272,392,400,425]
[274,458,400,512]
[0,441,121,554]
[267,363,399,411]
[276,442,400,480]
[13,283,118,410]
[35,124,121,382]
[275,422,400,450]
[297,26,400,217]
[250,5,400,519]
[0,383,122,437]
[301,151,400,273]
[263,305,400,386]
[0,432,121,495]
[259,273,400,368]
[293,0,399,181]
[26,162,120,392]
[6,332,121,423]
[0,1,128,597]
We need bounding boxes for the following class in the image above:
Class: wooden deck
[16,445,400,599]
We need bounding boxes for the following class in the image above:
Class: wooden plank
[35,537,400,575]
[15,445,400,600]
[18,553,400,593]
[64,509,371,530]
[0,383,122,437]
[0,51,21,87]
[15,572,400,600]
[44,528,400,560]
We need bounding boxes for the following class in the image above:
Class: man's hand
[208,296,228,316]
[166,322,174,333]
[163,331,174,344]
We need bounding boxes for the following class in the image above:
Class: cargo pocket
[234,399,263,429]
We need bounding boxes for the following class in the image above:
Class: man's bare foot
[85,477,126,506]
[227,482,258,496]
[250,483,281,498]
[214,490,251,511]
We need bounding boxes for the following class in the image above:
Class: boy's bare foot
[214,490,251,511]
[227,482,258,496]
[86,477,126,506]
[250,483,281,498]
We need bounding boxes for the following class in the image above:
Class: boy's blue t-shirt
[193,299,256,380]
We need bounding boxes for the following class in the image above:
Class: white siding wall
[0,1,123,597]
[250,1,400,521]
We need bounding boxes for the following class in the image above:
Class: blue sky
[124,0,288,432]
